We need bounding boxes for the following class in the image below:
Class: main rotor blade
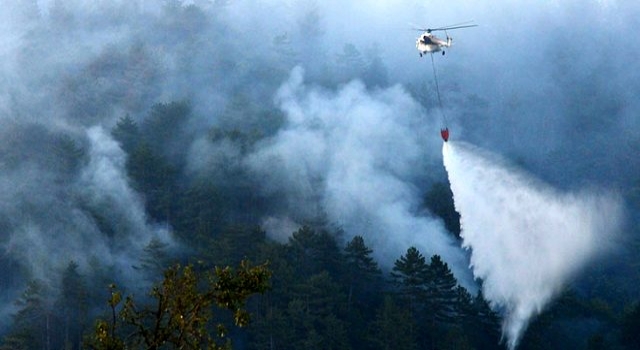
[428,23,478,32]
[410,26,430,32]
[441,20,476,28]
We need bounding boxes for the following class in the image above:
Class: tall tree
[134,237,172,286]
[50,134,86,180]
[335,43,365,83]
[343,235,383,348]
[141,101,191,162]
[391,247,429,310]
[369,296,418,350]
[126,142,177,222]
[344,235,382,311]
[1,280,53,350]
[58,261,88,350]
[287,226,343,278]
[362,43,389,88]
[287,272,349,350]
[111,114,140,154]
[426,254,459,326]
[206,225,267,266]
[472,290,502,349]
[174,178,227,243]
[391,247,430,349]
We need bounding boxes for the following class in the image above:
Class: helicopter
[415,22,477,57]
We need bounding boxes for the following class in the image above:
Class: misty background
[0,0,638,348]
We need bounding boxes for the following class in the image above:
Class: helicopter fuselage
[416,33,452,56]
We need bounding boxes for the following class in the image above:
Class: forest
[3,104,637,349]
[0,1,639,349]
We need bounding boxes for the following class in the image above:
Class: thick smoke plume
[246,67,471,279]
[443,141,622,349]
[0,125,173,283]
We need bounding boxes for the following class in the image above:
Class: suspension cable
[430,53,448,127]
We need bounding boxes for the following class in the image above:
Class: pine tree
[174,178,226,243]
[141,101,191,161]
[426,255,459,326]
[369,296,418,350]
[335,43,365,82]
[292,271,345,319]
[50,134,86,179]
[134,237,171,286]
[284,271,349,350]
[454,285,475,327]
[208,225,267,266]
[391,247,431,349]
[471,290,502,350]
[247,305,290,350]
[1,280,53,350]
[58,261,88,350]
[111,114,139,154]
[391,247,429,310]
[287,226,342,278]
[344,235,382,311]
[126,142,177,222]
[362,43,389,88]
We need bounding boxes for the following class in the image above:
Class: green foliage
[142,101,191,152]
[206,225,267,266]
[287,272,350,349]
[1,280,52,350]
[468,291,502,350]
[174,179,227,243]
[344,235,383,312]
[59,261,89,350]
[287,226,343,277]
[86,261,271,350]
[51,134,87,176]
[427,255,459,325]
[439,326,475,350]
[125,141,177,221]
[344,236,381,279]
[112,114,140,154]
[135,237,171,280]
[391,246,430,308]
[369,295,419,350]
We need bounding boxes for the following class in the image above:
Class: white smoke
[80,126,175,267]
[1,126,174,287]
[443,141,622,349]
[247,67,472,280]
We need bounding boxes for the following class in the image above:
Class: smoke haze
[245,67,468,277]
[0,0,636,343]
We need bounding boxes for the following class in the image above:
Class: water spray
[442,141,621,349]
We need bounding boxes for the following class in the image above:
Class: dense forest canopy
[0,0,638,349]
